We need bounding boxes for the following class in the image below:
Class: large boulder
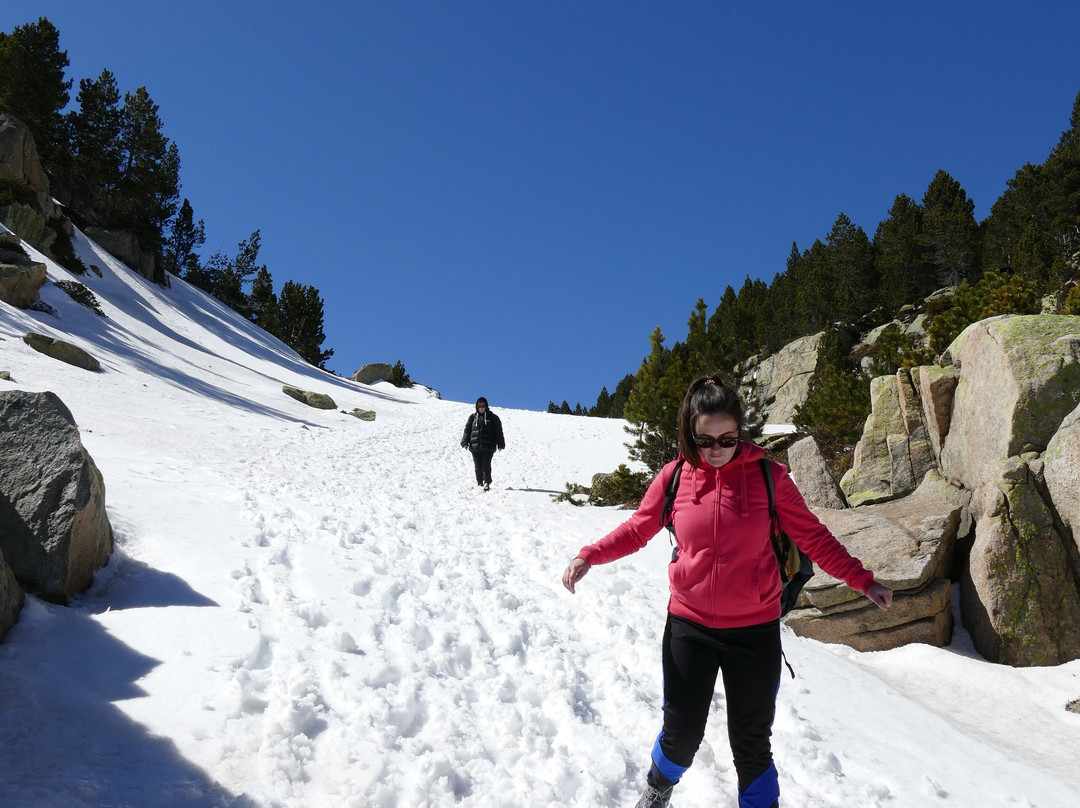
[785,474,962,651]
[351,363,395,385]
[22,332,101,372]
[0,390,113,603]
[840,370,937,507]
[0,548,23,641]
[742,332,822,426]
[0,233,47,308]
[964,456,1080,666]
[1044,402,1080,553]
[787,436,846,509]
[940,315,1080,491]
[282,386,336,410]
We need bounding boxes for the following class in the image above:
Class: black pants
[651,615,782,807]
[471,450,494,485]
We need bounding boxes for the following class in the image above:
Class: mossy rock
[22,333,100,372]
[282,386,337,410]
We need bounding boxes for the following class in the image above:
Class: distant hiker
[461,397,505,491]
[561,373,892,808]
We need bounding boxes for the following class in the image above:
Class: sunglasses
[693,435,739,450]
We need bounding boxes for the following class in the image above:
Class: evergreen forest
[0,17,334,368]
[553,89,1080,478]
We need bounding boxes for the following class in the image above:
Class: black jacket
[462,410,505,452]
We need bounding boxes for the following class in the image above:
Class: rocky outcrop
[0,114,62,256]
[347,408,377,421]
[940,315,1080,491]
[22,332,101,372]
[0,390,113,604]
[785,474,961,651]
[964,456,1080,666]
[282,386,336,410]
[840,371,936,507]
[0,233,47,307]
[0,548,23,641]
[822,314,1080,665]
[787,436,846,509]
[83,226,156,282]
[741,332,822,426]
[351,364,395,385]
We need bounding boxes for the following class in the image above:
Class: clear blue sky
[6,2,1080,411]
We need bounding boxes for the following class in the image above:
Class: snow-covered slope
[0,226,1078,807]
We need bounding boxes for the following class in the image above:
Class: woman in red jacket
[562,374,892,808]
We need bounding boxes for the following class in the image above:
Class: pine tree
[706,284,739,367]
[589,386,612,417]
[0,17,71,171]
[249,267,278,334]
[920,170,981,287]
[63,69,123,216]
[792,322,870,446]
[686,298,711,374]
[114,86,180,258]
[874,193,934,312]
[276,280,333,368]
[825,212,877,321]
[623,328,690,472]
[610,373,634,417]
[210,230,264,315]
[390,361,413,388]
[162,199,205,277]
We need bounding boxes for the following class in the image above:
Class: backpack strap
[759,458,790,583]
[659,457,686,531]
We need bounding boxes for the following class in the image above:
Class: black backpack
[659,457,814,617]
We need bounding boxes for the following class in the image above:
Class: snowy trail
[189,405,665,807]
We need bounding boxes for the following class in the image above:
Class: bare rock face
[0,549,23,641]
[963,456,1080,667]
[0,390,113,603]
[784,474,962,651]
[940,314,1080,491]
[0,114,62,256]
[914,364,959,464]
[840,371,937,507]
[83,226,157,281]
[1043,402,1080,556]
[787,436,846,509]
[0,234,47,308]
[743,332,822,426]
[0,114,58,216]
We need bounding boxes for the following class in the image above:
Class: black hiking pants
[471,450,494,486]
[652,614,782,807]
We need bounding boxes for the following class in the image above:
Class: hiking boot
[633,783,673,808]
[484,483,490,491]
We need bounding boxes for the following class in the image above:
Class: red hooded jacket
[576,441,878,629]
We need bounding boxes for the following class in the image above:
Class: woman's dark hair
[677,372,745,467]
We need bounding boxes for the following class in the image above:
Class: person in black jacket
[461,397,505,490]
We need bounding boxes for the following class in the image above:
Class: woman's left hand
[866,583,893,610]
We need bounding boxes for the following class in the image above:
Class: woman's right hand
[562,558,590,594]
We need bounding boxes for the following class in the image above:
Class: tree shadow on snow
[0,598,257,807]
